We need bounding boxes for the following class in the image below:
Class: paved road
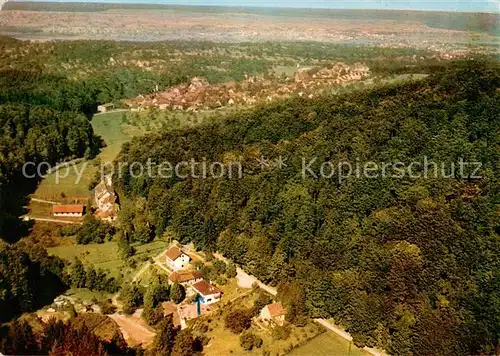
[22,216,83,225]
[30,198,60,205]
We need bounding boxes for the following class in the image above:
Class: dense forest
[115,61,500,355]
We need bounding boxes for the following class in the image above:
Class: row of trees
[71,258,119,293]
[0,318,136,355]
[115,61,500,355]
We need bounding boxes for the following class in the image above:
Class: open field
[289,330,369,356]
[47,239,168,280]
[63,287,112,303]
[92,111,133,163]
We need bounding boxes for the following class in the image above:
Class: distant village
[124,62,371,112]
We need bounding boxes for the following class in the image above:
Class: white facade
[167,253,190,270]
[53,212,83,217]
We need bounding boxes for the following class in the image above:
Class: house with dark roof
[191,280,222,305]
[260,302,286,325]
[165,247,191,270]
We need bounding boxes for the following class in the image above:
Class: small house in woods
[166,247,191,270]
[53,204,84,217]
[260,302,286,325]
[169,271,203,286]
[97,103,114,113]
[191,280,222,305]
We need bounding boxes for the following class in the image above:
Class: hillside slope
[116,61,500,355]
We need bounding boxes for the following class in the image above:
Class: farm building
[53,204,84,217]
[169,271,203,286]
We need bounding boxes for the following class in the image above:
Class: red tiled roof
[266,302,286,318]
[166,247,183,261]
[169,271,202,283]
[192,280,222,296]
[53,205,84,214]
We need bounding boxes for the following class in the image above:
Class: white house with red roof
[165,247,191,270]
[191,280,222,305]
[260,302,286,325]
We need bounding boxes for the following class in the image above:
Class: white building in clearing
[97,103,114,113]
[260,302,286,325]
[191,280,222,305]
[94,178,116,213]
[165,247,191,270]
[52,205,84,217]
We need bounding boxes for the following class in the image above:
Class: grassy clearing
[32,160,99,201]
[47,239,168,281]
[289,330,369,356]
[63,287,112,302]
[31,107,230,204]
[136,264,169,287]
[121,106,241,138]
[92,111,134,163]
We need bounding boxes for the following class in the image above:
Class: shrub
[226,261,237,278]
[224,309,252,334]
[143,304,164,326]
[239,332,263,351]
[170,282,186,304]
[271,323,291,341]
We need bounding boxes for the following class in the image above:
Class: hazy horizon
[11,0,500,13]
